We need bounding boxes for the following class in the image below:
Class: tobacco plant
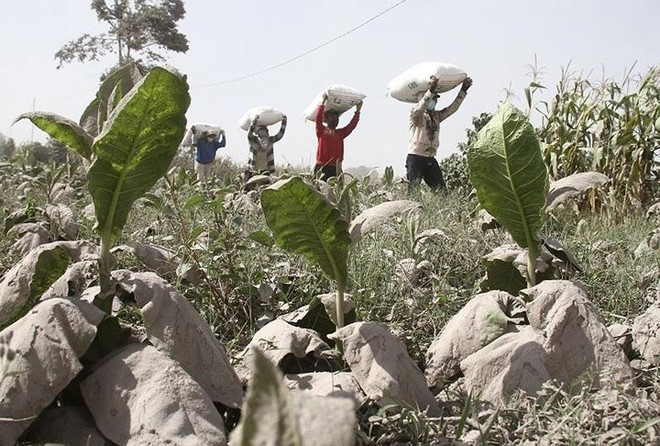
[467,103,608,292]
[468,103,549,287]
[14,63,190,311]
[0,65,268,445]
[260,176,420,331]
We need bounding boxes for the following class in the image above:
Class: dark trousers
[406,154,446,192]
[314,164,338,182]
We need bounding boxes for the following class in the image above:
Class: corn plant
[538,65,660,216]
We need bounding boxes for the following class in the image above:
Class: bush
[439,152,470,194]
[0,133,16,161]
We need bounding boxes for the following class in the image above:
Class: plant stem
[96,236,113,314]
[527,244,538,287]
[335,281,346,354]
[336,282,346,329]
[163,176,229,311]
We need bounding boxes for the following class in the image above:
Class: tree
[20,141,50,164]
[46,138,72,164]
[456,112,493,155]
[55,0,189,68]
[439,112,493,193]
[19,139,69,165]
[0,133,16,161]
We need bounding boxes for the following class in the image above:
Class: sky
[1,0,658,175]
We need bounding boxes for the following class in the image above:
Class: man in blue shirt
[192,127,226,182]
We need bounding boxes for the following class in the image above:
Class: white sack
[239,106,285,131]
[181,122,224,146]
[387,62,467,103]
[304,84,366,121]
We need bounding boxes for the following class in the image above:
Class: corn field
[537,65,660,217]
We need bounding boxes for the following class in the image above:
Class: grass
[2,153,660,444]
[545,204,659,322]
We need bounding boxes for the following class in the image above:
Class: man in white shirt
[407,75,473,191]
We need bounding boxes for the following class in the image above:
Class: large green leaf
[260,177,350,286]
[79,62,144,136]
[13,112,93,160]
[230,347,303,446]
[468,103,548,249]
[88,67,190,247]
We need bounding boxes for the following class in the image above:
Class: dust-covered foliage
[538,65,660,215]
[2,63,660,445]
[10,153,659,443]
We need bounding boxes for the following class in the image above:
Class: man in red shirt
[314,93,362,181]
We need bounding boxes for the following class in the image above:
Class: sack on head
[304,84,366,121]
[387,62,467,103]
[239,106,285,131]
[181,123,223,146]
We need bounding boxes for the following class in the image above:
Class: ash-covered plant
[467,103,607,295]
[438,153,470,194]
[0,64,259,446]
[260,176,421,334]
[13,61,190,311]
